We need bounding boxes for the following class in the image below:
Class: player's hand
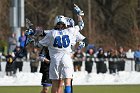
[38,54,45,62]
[25,29,34,36]
[77,41,85,50]
[74,4,84,16]
[44,58,50,64]
[38,54,50,63]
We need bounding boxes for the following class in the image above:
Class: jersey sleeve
[44,30,51,35]
[68,26,80,33]
[76,32,85,42]
[39,31,51,47]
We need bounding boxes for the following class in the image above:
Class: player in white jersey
[38,17,87,93]
[65,17,88,50]
[38,4,84,93]
[65,17,88,93]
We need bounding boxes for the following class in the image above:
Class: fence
[0,58,136,74]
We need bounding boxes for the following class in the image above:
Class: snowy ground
[0,59,140,86]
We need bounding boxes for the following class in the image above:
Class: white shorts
[49,53,74,80]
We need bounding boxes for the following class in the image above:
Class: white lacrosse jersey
[76,31,85,42]
[39,26,84,79]
[39,26,80,57]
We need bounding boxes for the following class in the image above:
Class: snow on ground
[0,60,140,86]
[73,71,140,85]
[0,71,140,86]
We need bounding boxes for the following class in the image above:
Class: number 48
[53,35,70,48]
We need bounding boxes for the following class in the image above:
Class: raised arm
[74,4,84,30]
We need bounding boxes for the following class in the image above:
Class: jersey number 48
[53,35,70,48]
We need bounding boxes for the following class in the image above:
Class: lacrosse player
[39,47,52,93]
[65,17,88,50]
[38,4,85,93]
[38,17,87,93]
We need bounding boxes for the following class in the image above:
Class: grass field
[0,85,140,93]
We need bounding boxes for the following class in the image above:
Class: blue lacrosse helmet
[66,17,75,27]
[54,15,67,26]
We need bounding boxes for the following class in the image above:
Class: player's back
[47,29,75,56]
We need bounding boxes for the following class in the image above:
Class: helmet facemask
[54,15,67,30]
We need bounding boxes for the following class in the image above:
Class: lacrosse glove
[38,54,46,62]
[77,41,85,50]
[74,4,84,16]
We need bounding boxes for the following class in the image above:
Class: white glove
[38,54,45,62]
[25,29,34,36]
[77,41,85,50]
[74,4,84,16]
